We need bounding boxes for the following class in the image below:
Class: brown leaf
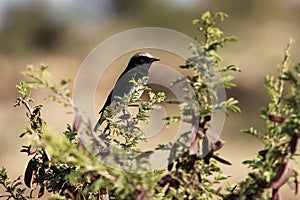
[100,194,109,200]
[212,155,232,165]
[28,145,38,155]
[268,114,286,123]
[272,162,292,190]
[189,126,200,156]
[77,138,84,149]
[206,128,223,152]
[203,150,213,164]
[159,174,172,187]
[258,149,268,158]
[73,111,83,131]
[24,159,38,188]
[118,113,131,120]
[290,169,298,194]
[272,188,280,200]
[289,133,298,154]
[137,190,146,200]
[212,140,224,152]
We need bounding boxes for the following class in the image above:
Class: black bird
[94,52,160,132]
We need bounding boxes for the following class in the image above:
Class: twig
[276,38,294,112]
[27,73,72,107]
[16,97,33,116]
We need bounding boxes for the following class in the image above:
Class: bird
[94,52,160,132]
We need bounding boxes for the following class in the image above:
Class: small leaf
[216,172,229,181]
[220,65,241,72]
[165,99,181,104]
[289,133,298,154]
[24,159,38,188]
[272,162,292,190]
[28,145,38,156]
[192,19,200,25]
[19,131,27,138]
[61,78,73,86]
[268,114,286,123]
[224,36,238,43]
[212,155,232,165]
[44,95,56,102]
[38,186,45,198]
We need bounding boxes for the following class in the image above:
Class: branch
[276,38,294,111]
[15,97,33,116]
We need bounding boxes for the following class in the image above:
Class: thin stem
[17,97,33,116]
[28,74,72,107]
[276,38,294,112]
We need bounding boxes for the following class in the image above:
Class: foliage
[159,11,239,200]
[223,39,299,200]
[100,77,166,154]
[0,11,299,200]
[0,167,33,199]
[9,64,165,199]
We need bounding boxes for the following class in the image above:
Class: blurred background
[1,0,300,199]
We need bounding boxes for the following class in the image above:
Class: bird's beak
[152,57,160,62]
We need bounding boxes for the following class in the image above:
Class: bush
[1,11,299,200]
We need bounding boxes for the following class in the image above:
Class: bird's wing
[95,65,148,131]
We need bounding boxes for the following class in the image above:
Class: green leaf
[241,127,260,137]
[215,12,228,21]
[226,98,240,113]
[201,11,211,21]
[165,99,181,104]
[216,172,229,181]
[220,65,241,72]
[44,95,56,102]
[221,75,236,88]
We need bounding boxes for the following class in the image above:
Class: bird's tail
[93,114,105,132]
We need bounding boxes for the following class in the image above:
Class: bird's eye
[135,58,145,65]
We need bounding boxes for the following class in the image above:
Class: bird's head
[128,52,160,68]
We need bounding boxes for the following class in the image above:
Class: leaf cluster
[160,11,240,199]
[225,39,299,200]
[1,11,299,200]
[0,167,33,200]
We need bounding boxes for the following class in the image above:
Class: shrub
[1,11,298,200]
